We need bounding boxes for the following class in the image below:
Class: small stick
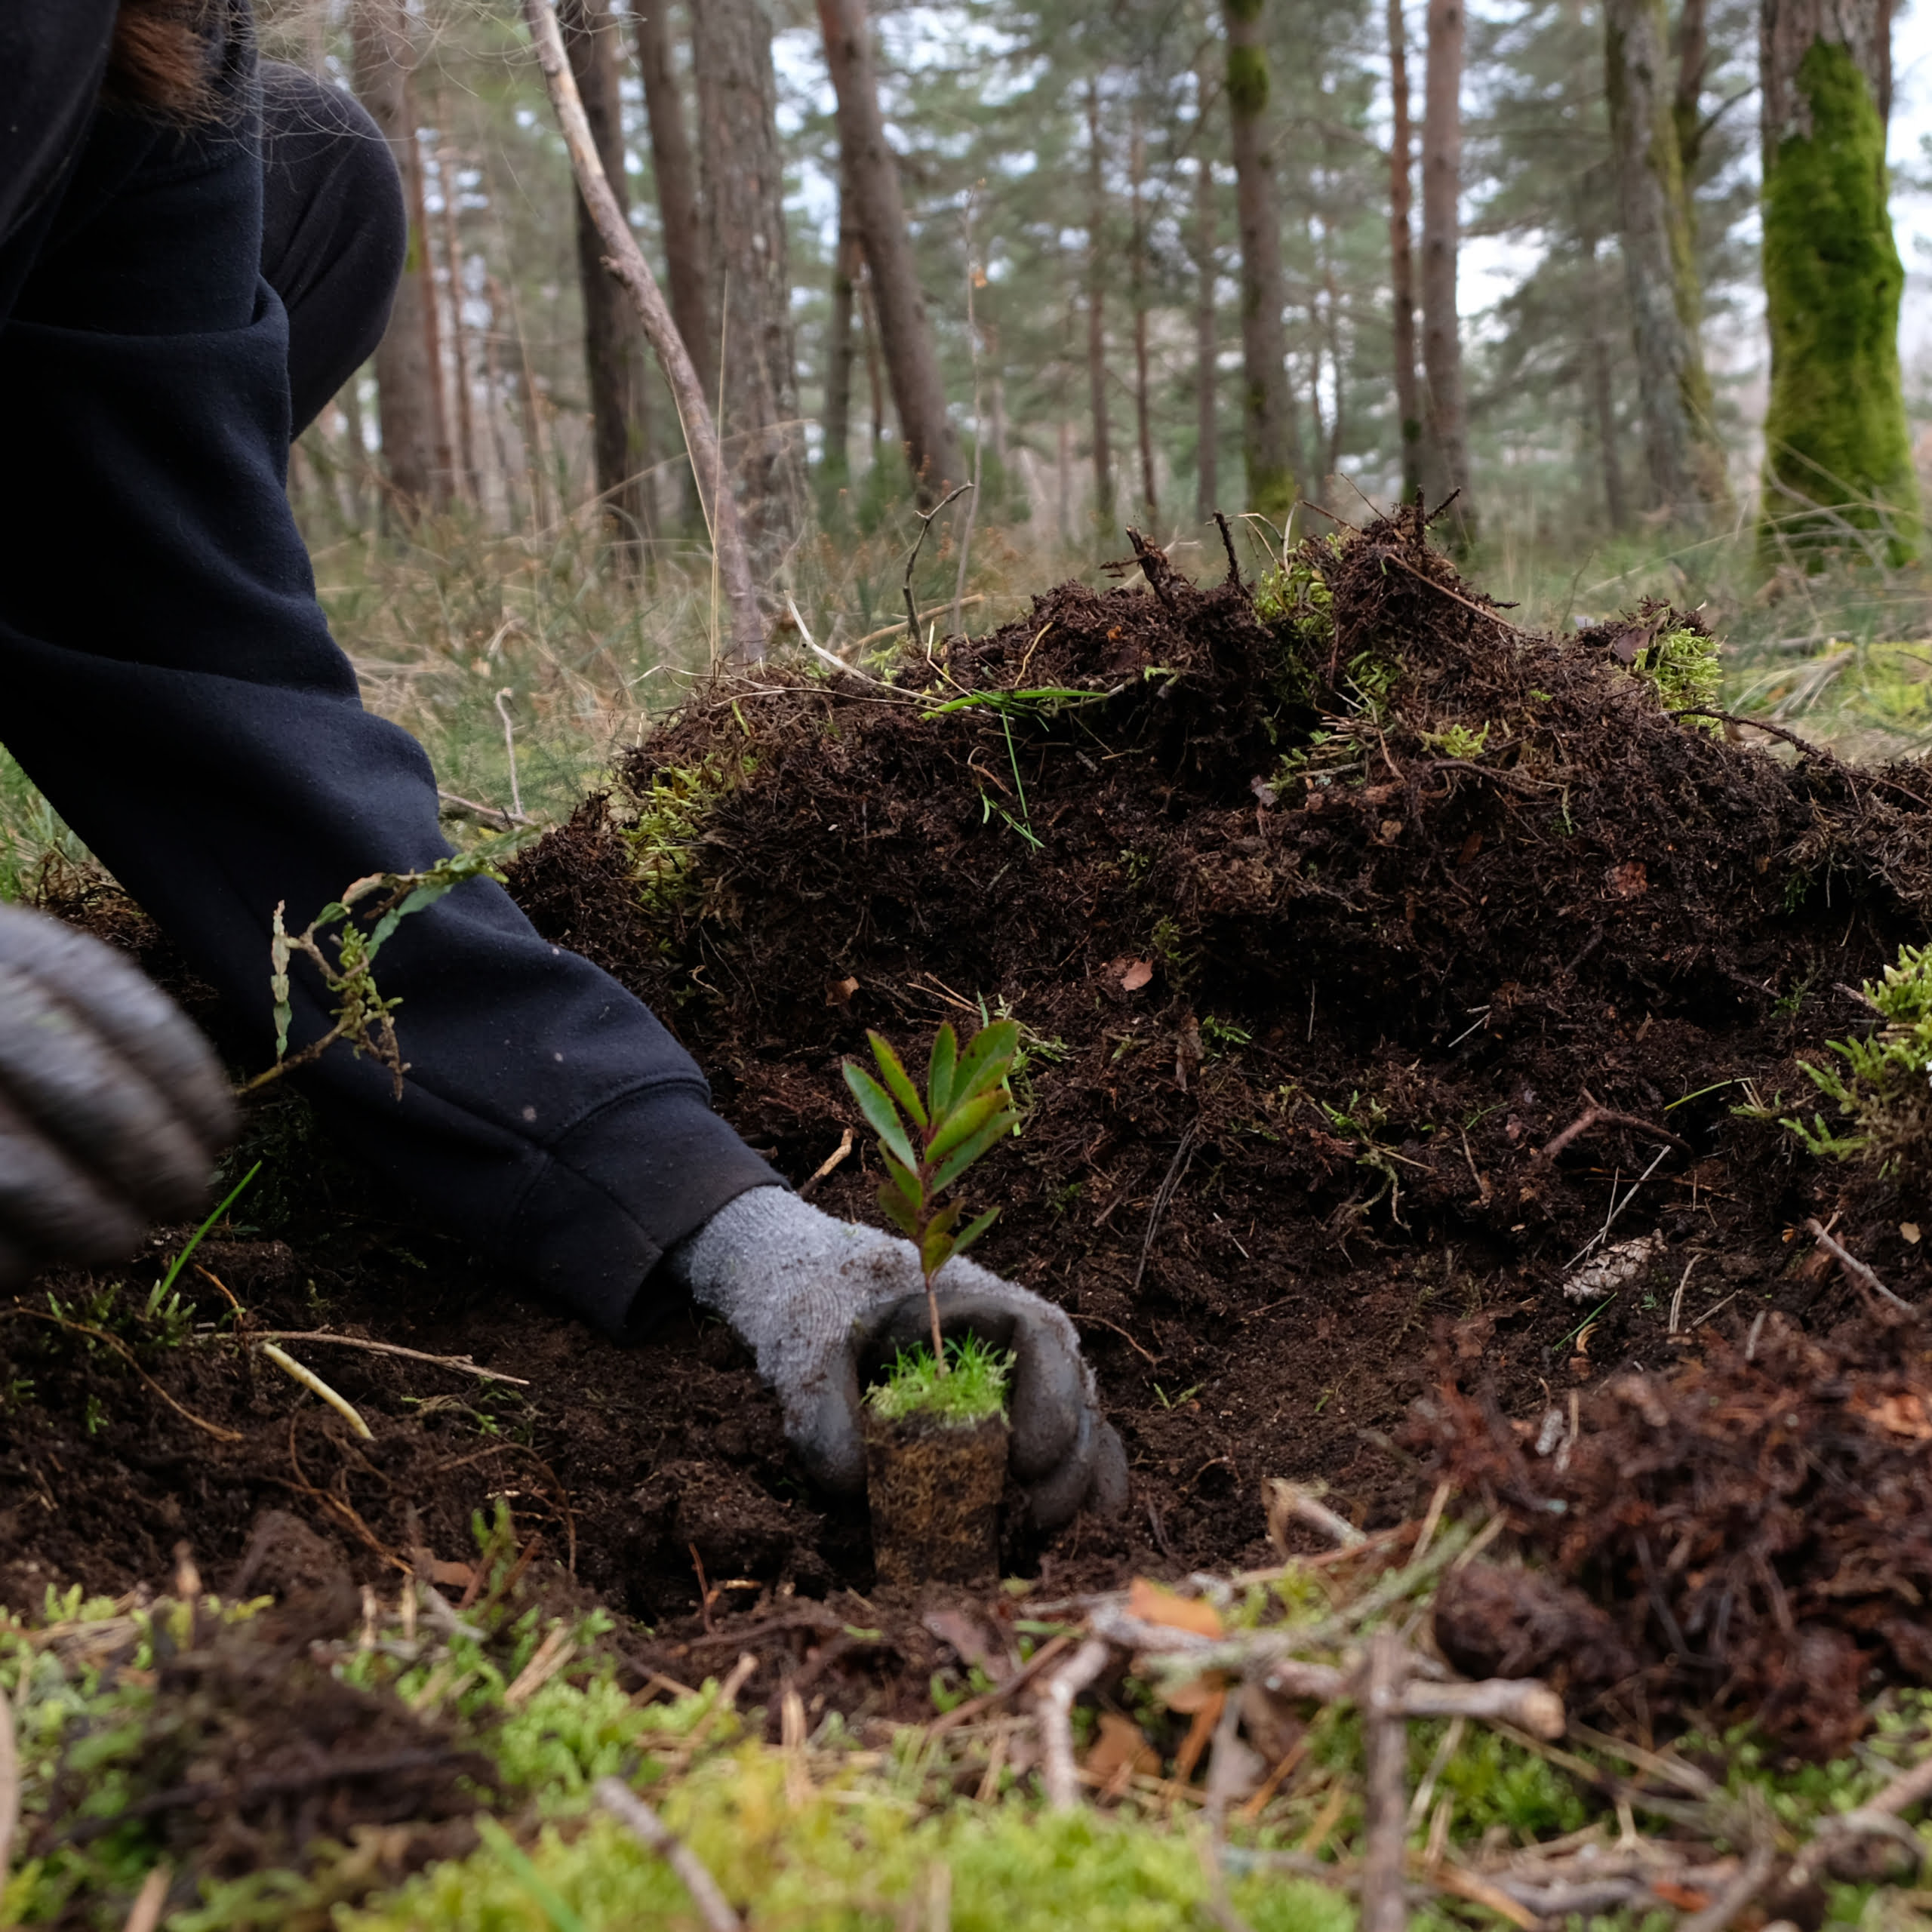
[259,1343,374,1440]
[901,483,975,645]
[1214,510,1243,587]
[926,1632,1073,1739]
[799,1128,855,1198]
[436,787,531,830]
[1806,1217,1919,1317]
[1668,1254,1701,1334]
[0,1688,16,1887]
[1040,1636,1112,1810]
[1540,1103,1690,1163]
[1676,1838,1775,1932]
[1360,1630,1410,1932]
[595,1777,743,1932]
[251,1331,531,1386]
[1266,1478,1364,1550]
[494,689,523,824]
[120,1865,171,1932]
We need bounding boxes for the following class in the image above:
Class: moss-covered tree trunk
[1604,0,1730,518]
[1759,0,1919,561]
[1223,0,1300,518]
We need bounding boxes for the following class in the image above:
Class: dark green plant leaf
[843,1063,918,1172]
[878,1151,924,1233]
[921,1222,958,1278]
[950,1019,1022,1104]
[866,1030,928,1130]
[926,1087,1009,1164]
[927,1023,959,1120]
[931,1110,1018,1192]
[877,1180,921,1238]
[950,1205,1000,1260]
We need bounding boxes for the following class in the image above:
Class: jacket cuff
[508,1081,782,1334]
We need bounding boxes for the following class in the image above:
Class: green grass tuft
[867,1335,1013,1426]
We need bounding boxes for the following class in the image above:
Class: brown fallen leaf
[1650,1881,1713,1911]
[1127,1576,1223,1638]
[430,1560,475,1590]
[1121,958,1153,992]
[1857,1392,1932,1439]
[824,975,859,1008]
[1084,1712,1159,1783]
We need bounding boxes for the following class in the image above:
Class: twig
[493,689,524,823]
[1360,1631,1409,1932]
[1564,1145,1672,1269]
[505,1625,577,1706]
[0,1687,16,1889]
[1131,1124,1199,1295]
[519,0,761,662]
[436,787,531,830]
[798,1126,855,1200]
[1072,1312,1161,1367]
[902,483,974,645]
[1381,549,1521,630]
[258,1343,374,1440]
[595,1777,743,1931]
[1806,1217,1919,1317]
[120,1865,171,1932]
[1266,1478,1365,1550]
[1540,1100,1690,1163]
[1677,1837,1776,1932]
[1040,1637,1112,1810]
[925,1632,1073,1739]
[1214,510,1243,587]
[251,1331,531,1386]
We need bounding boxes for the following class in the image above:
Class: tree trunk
[1420,0,1475,540]
[349,0,448,512]
[561,0,651,558]
[1223,0,1298,518]
[1605,0,1728,517]
[816,0,964,500]
[1673,0,1709,172]
[1579,215,1630,531]
[1130,111,1158,522]
[1387,0,1424,503]
[431,113,481,507]
[1194,72,1219,521]
[1759,0,1918,559]
[823,172,860,492]
[1084,80,1114,532]
[693,0,804,556]
[633,0,713,398]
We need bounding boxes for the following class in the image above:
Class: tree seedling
[842,1018,1021,1377]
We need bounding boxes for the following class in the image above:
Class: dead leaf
[1120,958,1153,992]
[1084,1712,1159,1782]
[1128,1576,1224,1639]
[1904,1222,1923,1245]
[1651,1883,1712,1912]
[1379,817,1404,843]
[924,1609,1001,1675]
[430,1560,475,1590]
[824,975,859,1008]
[1161,1671,1229,1714]
[1457,830,1484,865]
[1606,627,1647,666]
[1857,1392,1932,1439]
[1607,860,1648,898]
[1172,1690,1226,1782]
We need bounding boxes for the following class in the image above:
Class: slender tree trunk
[1605,0,1728,516]
[349,0,448,512]
[1129,111,1158,521]
[1759,0,1918,559]
[633,0,713,398]
[816,0,964,500]
[1387,0,1425,503]
[1223,0,1298,518]
[823,172,860,492]
[432,117,481,506]
[1579,215,1630,531]
[340,366,368,527]
[561,0,651,559]
[693,0,802,557]
[1194,72,1219,520]
[859,265,886,454]
[1673,0,1709,172]
[1420,0,1475,540]
[1084,81,1115,534]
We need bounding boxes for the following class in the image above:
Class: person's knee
[259,62,405,432]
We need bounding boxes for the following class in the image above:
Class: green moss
[625,751,749,914]
[1759,38,1921,566]
[1226,42,1269,116]
[867,1336,1013,1425]
[1632,623,1721,724]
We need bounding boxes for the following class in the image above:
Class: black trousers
[0,12,777,1330]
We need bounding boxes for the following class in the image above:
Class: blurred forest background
[215,0,1932,845]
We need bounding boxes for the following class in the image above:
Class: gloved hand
[0,904,236,1285]
[666,1186,1128,1531]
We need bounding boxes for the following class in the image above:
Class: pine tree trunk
[349,0,448,512]
[1580,218,1631,531]
[1605,0,1728,516]
[1387,0,1425,504]
[1130,112,1158,522]
[1420,0,1475,540]
[823,172,860,492]
[693,0,804,555]
[1759,0,1918,559]
[633,0,713,398]
[431,112,481,508]
[561,0,650,559]
[1084,81,1114,532]
[1194,86,1219,521]
[1223,0,1298,517]
[816,0,965,500]
[1673,0,1709,171]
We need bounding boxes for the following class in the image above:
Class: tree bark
[816,0,964,500]
[1420,0,1474,539]
[1605,0,1729,516]
[1085,80,1114,532]
[1223,0,1298,518]
[1130,110,1158,522]
[349,0,448,513]
[521,0,762,658]
[633,1,713,399]
[1194,74,1219,521]
[431,117,481,508]
[1387,0,1424,503]
[1759,0,1918,559]
[823,171,860,492]
[561,0,651,558]
[1672,0,1709,173]
[693,0,803,558]
[1580,216,1630,531]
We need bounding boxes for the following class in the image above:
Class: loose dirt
[5,509,1932,1767]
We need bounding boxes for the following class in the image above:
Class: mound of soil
[5,511,1932,1749]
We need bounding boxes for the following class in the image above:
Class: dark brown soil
[5,510,1932,1749]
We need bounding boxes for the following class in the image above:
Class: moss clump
[1758,38,1921,566]
[867,1334,1013,1426]
[1777,943,1932,1182]
[626,750,750,913]
[1632,623,1721,724]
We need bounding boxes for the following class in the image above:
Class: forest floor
[7,513,1932,1925]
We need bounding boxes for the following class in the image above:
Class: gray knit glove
[665,1187,1128,1531]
